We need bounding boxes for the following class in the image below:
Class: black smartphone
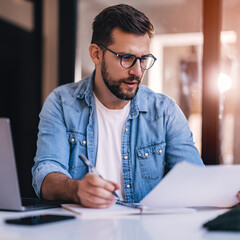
[5,214,75,225]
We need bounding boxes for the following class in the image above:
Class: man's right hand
[72,173,120,208]
[41,172,120,209]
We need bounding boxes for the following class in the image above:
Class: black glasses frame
[97,43,157,70]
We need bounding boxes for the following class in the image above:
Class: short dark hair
[91,4,154,46]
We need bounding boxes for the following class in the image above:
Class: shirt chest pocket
[136,142,166,180]
[67,131,88,177]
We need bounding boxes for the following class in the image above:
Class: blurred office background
[0,0,239,197]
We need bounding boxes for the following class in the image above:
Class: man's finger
[237,191,240,201]
[87,173,117,192]
[80,190,115,208]
[85,185,116,200]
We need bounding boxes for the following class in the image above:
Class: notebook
[0,118,60,211]
[61,200,196,217]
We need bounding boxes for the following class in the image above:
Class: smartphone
[5,214,75,225]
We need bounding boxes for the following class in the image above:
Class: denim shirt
[32,72,203,203]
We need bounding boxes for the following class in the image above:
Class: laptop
[0,118,61,211]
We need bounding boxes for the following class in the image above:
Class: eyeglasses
[97,44,157,70]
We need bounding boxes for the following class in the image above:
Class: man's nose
[128,59,143,77]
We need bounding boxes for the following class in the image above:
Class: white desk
[0,208,240,240]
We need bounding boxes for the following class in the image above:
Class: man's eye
[123,55,135,61]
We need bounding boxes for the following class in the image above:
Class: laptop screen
[0,118,24,210]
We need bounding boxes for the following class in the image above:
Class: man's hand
[237,191,240,202]
[41,172,120,209]
[73,173,120,208]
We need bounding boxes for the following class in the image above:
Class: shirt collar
[77,71,148,115]
[76,71,95,106]
[129,87,148,119]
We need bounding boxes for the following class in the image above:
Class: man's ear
[89,44,102,65]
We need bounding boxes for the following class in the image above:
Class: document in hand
[141,161,240,209]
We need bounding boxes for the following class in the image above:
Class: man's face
[101,57,141,100]
[100,28,151,100]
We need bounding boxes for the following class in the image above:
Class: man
[32,4,204,209]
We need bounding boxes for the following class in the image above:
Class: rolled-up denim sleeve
[32,89,72,198]
[165,101,204,169]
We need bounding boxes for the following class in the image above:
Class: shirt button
[83,140,86,145]
[71,138,75,143]
[159,150,163,154]
[124,156,128,160]
[125,128,128,132]
[144,153,149,157]
[126,184,131,188]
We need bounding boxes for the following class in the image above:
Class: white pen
[79,154,120,199]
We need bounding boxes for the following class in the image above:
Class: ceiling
[77,0,202,77]
[76,0,240,78]
[91,0,186,7]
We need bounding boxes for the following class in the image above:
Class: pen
[116,199,143,210]
[79,154,120,199]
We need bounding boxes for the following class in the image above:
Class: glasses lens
[121,55,136,68]
[141,56,155,70]
[120,54,156,70]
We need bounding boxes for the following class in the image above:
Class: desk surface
[0,208,240,240]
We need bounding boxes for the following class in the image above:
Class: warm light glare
[218,72,232,93]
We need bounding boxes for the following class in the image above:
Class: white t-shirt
[94,94,130,200]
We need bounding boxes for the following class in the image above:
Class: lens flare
[218,72,232,93]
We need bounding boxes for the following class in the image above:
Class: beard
[101,58,141,100]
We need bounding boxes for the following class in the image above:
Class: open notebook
[61,201,195,217]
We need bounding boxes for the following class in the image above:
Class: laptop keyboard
[22,198,61,209]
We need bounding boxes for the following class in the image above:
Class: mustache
[122,75,141,83]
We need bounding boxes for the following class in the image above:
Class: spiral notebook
[61,199,195,217]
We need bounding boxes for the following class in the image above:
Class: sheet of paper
[141,161,240,208]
